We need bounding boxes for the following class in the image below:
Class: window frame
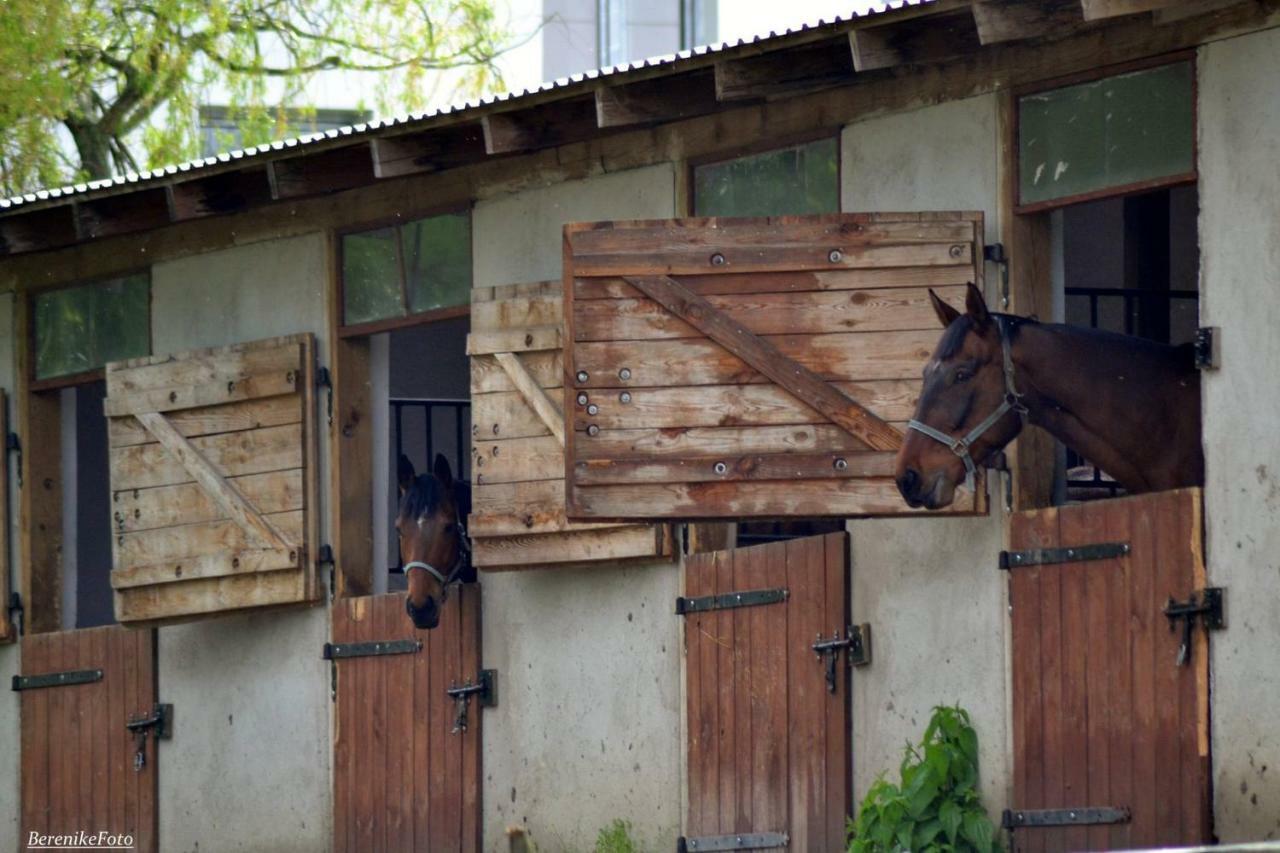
[1013,51,1198,215]
[686,130,843,218]
[335,203,473,338]
[26,269,153,393]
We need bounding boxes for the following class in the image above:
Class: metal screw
[619,391,632,404]
[492,445,500,457]
[828,249,843,263]
[587,404,599,415]
[949,244,964,258]
[587,424,600,436]
[492,423,500,435]
[710,252,726,266]
[577,392,588,406]
[618,367,631,381]
[713,461,727,475]
[834,457,848,471]
[576,370,589,383]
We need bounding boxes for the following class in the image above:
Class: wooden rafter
[268,143,376,199]
[595,70,722,128]
[0,204,78,254]
[714,37,855,101]
[481,96,599,155]
[972,0,1087,44]
[849,8,984,72]
[167,167,274,222]
[371,122,487,179]
[76,187,170,240]
[623,275,903,452]
[1081,0,1198,21]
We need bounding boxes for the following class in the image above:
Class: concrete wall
[1198,29,1280,843]
[149,233,332,852]
[841,94,1013,817]
[473,165,685,851]
[0,292,19,852]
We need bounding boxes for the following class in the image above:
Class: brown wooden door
[1008,488,1212,851]
[682,533,852,852]
[19,626,158,852]
[331,584,483,852]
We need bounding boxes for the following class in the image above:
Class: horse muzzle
[405,595,440,630]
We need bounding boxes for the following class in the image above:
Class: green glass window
[693,138,839,217]
[34,274,150,381]
[1018,61,1194,208]
[341,211,472,326]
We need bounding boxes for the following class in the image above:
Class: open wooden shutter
[469,281,674,569]
[105,334,320,625]
[563,212,989,520]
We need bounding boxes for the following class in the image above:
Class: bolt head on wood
[618,367,631,381]
[576,370,589,383]
[587,404,599,415]
[619,391,632,404]
[713,461,727,475]
[587,424,600,437]
[710,252,726,266]
[577,392,588,405]
[828,249,843,263]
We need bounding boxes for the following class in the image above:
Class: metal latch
[812,624,871,693]
[1002,807,1130,829]
[446,669,497,734]
[126,703,173,772]
[1163,587,1225,667]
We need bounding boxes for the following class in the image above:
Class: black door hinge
[316,366,333,426]
[317,544,335,602]
[7,592,22,637]
[999,542,1129,570]
[6,432,21,488]
[1003,807,1130,829]
[984,243,1009,308]
[1194,327,1219,370]
[676,588,787,615]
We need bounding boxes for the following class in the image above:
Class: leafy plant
[847,705,1001,853]
[595,818,640,853]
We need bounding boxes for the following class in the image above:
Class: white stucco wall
[149,233,332,852]
[0,292,19,852]
[841,94,1013,817]
[1198,29,1280,843]
[473,165,685,851]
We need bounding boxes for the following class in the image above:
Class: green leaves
[847,705,1002,853]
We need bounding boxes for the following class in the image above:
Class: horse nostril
[898,468,920,498]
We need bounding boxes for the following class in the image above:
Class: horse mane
[399,473,472,520]
[936,312,1036,360]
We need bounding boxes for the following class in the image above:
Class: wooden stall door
[19,626,158,852]
[682,533,852,852]
[331,585,482,852]
[1008,488,1212,851]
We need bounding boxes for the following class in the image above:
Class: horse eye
[954,369,972,383]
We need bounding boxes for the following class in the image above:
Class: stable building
[0,0,1276,849]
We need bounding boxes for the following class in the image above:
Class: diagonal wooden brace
[134,411,293,551]
[625,275,904,451]
[495,351,566,447]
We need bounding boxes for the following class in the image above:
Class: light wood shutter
[469,281,674,569]
[105,334,320,625]
[564,213,989,520]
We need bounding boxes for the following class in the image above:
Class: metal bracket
[446,669,497,734]
[676,588,787,615]
[984,243,1009,308]
[12,668,103,691]
[1000,542,1129,570]
[7,592,22,638]
[1194,326,1219,370]
[678,831,789,851]
[1163,587,1225,667]
[6,431,20,488]
[323,640,422,660]
[316,366,333,426]
[812,624,871,693]
[1002,807,1130,829]
[317,544,335,602]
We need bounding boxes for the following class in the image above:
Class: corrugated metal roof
[0,1,939,212]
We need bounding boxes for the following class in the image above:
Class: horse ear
[433,453,453,488]
[397,454,416,496]
[929,289,961,328]
[965,283,991,329]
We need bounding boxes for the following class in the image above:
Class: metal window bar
[1062,286,1199,497]
[389,397,470,574]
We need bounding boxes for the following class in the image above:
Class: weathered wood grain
[110,423,302,491]
[472,389,566,441]
[108,394,301,448]
[494,352,565,447]
[573,451,897,485]
[574,266,976,299]
[115,510,303,569]
[113,468,304,533]
[470,351,561,394]
[471,524,661,569]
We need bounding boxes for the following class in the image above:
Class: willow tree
[0,0,509,195]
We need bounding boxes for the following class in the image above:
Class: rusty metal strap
[1002,807,1130,829]
[676,588,788,615]
[678,832,789,851]
[12,669,104,691]
[999,542,1129,570]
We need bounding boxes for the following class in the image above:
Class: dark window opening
[59,381,115,629]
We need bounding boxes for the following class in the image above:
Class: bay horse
[397,453,473,629]
[896,283,1203,509]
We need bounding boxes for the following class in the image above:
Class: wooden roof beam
[0,204,78,255]
[972,0,1087,45]
[849,8,984,72]
[714,37,855,101]
[371,121,488,179]
[481,96,599,155]
[595,69,722,128]
[267,142,377,200]
[77,187,170,241]
[1081,0,1202,21]
[166,166,273,222]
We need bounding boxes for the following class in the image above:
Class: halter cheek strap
[402,520,472,602]
[907,317,1028,491]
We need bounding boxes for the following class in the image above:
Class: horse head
[896,283,1027,509]
[396,453,472,630]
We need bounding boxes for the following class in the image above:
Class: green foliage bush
[595,818,640,853]
[847,705,1001,853]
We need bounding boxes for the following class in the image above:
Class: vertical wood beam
[0,390,11,641]
[998,91,1056,511]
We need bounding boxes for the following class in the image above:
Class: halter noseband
[907,316,1028,489]
[402,519,471,602]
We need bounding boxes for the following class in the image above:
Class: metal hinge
[7,592,22,638]
[1194,326,1219,370]
[317,544,335,602]
[984,243,1009,308]
[1164,587,1225,667]
[1003,807,1130,829]
[322,639,422,702]
[999,542,1129,570]
[6,431,21,488]
[677,831,789,851]
[676,588,787,615]
[316,365,333,426]
[12,668,103,691]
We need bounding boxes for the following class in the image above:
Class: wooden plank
[466,327,561,356]
[822,533,850,850]
[426,595,448,852]
[750,541,787,836]
[575,241,971,276]
[136,629,157,852]
[103,371,299,418]
[460,586,482,852]
[623,276,901,451]
[573,451,897,485]
[108,394,302,448]
[714,37,854,101]
[114,565,306,623]
[1009,509,1045,853]
[332,331,373,598]
[110,423,302,491]
[697,549,720,833]
[1022,506,1061,852]
[121,626,139,841]
[572,381,920,431]
[683,550,705,833]
[596,69,721,128]
[849,8,984,71]
[574,266,977,299]
[411,594,431,850]
[730,545,752,835]
[572,330,939,388]
[114,469,303,533]
[579,424,882,459]
[331,601,352,853]
[132,412,291,550]
[350,599,375,851]
[472,478,577,522]
[1102,496,1135,851]
[19,374,63,633]
[370,122,487,179]
[469,295,562,332]
[473,435,563,485]
[267,144,376,199]
[467,507,627,538]
[1152,491,1185,846]
[574,286,966,341]
[116,510,302,569]
[714,549,737,836]
[481,96,598,155]
[494,352,565,447]
[112,547,298,589]
[972,0,1084,45]
[1081,0,1190,20]
[470,525,662,569]
[471,351,561,394]
[106,628,125,844]
[787,536,825,852]
[89,629,109,834]
[1186,489,1212,843]
[106,339,301,393]
[472,389,566,441]
[19,634,47,841]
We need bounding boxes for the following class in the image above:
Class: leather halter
[907,316,1028,489]
[402,519,471,603]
